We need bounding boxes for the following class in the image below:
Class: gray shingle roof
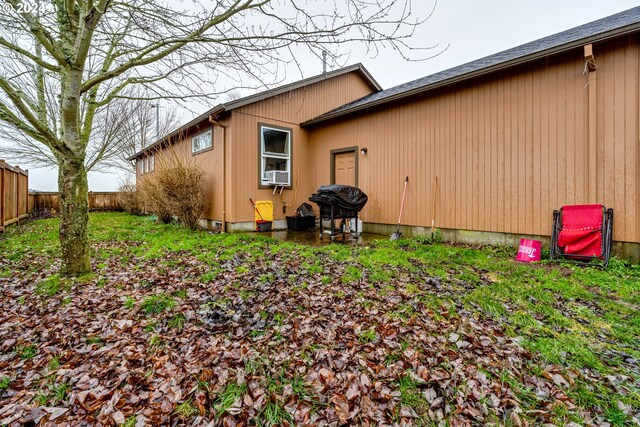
[303,6,640,126]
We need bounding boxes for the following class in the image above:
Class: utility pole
[322,51,327,74]
[144,104,160,148]
[154,103,160,142]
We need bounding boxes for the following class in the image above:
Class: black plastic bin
[286,215,316,231]
[256,220,272,232]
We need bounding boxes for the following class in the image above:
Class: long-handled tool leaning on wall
[390,176,409,241]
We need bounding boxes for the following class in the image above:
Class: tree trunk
[57,67,91,276]
[58,155,90,275]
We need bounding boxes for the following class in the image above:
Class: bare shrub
[116,181,141,214]
[138,153,208,229]
[137,173,172,224]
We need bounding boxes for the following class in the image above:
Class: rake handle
[249,198,264,221]
[397,176,409,225]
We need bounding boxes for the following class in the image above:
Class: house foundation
[363,222,640,262]
[220,218,639,261]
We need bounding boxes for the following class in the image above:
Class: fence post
[23,169,29,217]
[15,166,19,221]
[0,160,4,230]
[15,167,18,220]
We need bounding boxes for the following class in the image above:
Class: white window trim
[191,129,212,154]
[260,125,291,186]
[149,154,155,172]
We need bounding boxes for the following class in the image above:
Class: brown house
[131,7,640,258]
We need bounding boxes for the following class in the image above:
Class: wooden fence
[0,160,29,232]
[1,160,122,232]
[29,191,122,212]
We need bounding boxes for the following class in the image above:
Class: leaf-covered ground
[0,213,639,426]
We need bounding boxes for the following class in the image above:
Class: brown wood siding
[142,71,374,225]
[596,36,640,243]
[138,121,227,222]
[307,36,639,243]
[228,72,375,223]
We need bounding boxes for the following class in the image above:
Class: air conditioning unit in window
[266,170,289,186]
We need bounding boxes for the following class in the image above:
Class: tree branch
[0,37,60,72]
[0,100,47,143]
[80,0,269,93]
[0,75,60,147]
[4,0,68,65]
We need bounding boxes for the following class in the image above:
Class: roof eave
[128,64,380,161]
[302,22,640,127]
[127,105,226,161]
[219,64,381,112]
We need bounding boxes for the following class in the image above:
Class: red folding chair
[550,204,613,267]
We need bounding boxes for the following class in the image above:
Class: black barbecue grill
[309,185,368,240]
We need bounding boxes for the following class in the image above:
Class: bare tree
[0,0,439,275]
[0,96,181,174]
[88,98,182,174]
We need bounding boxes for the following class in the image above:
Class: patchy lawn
[0,213,639,426]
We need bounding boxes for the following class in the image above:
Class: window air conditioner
[266,170,289,185]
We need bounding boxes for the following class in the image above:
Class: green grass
[173,400,198,418]
[397,374,427,410]
[36,274,63,297]
[0,377,11,390]
[124,296,136,309]
[148,334,165,350]
[168,313,187,330]
[212,382,247,418]
[31,382,70,407]
[140,293,175,315]
[264,371,316,403]
[172,289,187,299]
[17,344,37,359]
[49,382,70,404]
[257,401,293,427]
[388,303,418,321]
[358,328,378,343]
[34,392,48,406]
[48,356,60,371]
[123,416,136,427]
[341,265,362,284]
[85,336,103,345]
[3,212,640,425]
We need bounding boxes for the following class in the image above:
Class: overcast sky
[25,0,640,191]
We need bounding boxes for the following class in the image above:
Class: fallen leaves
[1,222,638,426]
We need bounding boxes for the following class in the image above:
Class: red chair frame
[550,204,613,267]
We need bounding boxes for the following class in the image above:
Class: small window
[144,156,149,173]
[138,159,144,175]
[260,125,291,185]
[192,129,212,154]
[149,154,155,172]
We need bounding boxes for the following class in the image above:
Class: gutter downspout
[209,115,227,233]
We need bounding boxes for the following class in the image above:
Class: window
[192,129,212,153]
[260,125,291,186]
[138,154,154,174]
